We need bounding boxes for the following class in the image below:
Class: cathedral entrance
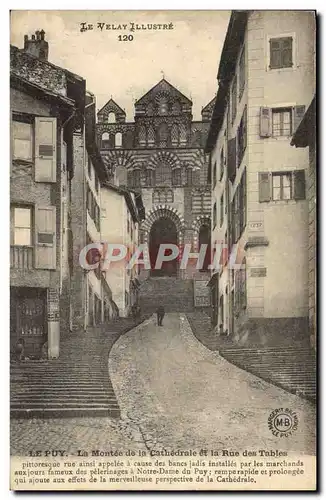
[149,217,178,277]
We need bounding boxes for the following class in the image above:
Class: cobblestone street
[11,314,316,457]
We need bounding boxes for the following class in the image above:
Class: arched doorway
[149,217,178,277]
[199,224,211,271]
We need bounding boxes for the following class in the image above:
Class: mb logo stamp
[268,408,298,437]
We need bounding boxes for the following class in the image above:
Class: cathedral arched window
[159,97,168,115]
[158,123,169,147]
[172,168,181,186]
[186,167,193,186]
[101,132,110,149]
[108,112,116,123]
[145,169,155,187]
[138,126,146,147]
[172,101,181,114]
[147,126,155,147]
[156,162,171,186]
[115,132,122,148]
[171,123,179,146]
[179,123,187,145]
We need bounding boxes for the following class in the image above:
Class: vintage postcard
[10,10,316,491]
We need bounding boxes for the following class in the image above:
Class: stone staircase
[10,316,148,419]
[139,277,194,313]
[187,311,316,403]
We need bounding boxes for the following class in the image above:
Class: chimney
[23,30,49,61]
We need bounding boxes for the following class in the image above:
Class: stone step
[11,407,120,419]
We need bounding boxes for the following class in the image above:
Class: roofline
[217,11,249,85]
[97,98,126,116]
[10,44,85,83]
[10,72,75,107]
[101,182,145,222]
[204,83,228,155]
[135,78,192,106]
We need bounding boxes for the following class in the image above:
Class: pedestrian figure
[156,305,165,326]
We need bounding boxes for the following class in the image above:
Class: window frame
[267,33,296,71]
[272,107,293,137]
[11,205,33,247]
[12,117,34,163]
[272,172,293,201]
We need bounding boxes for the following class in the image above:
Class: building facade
[97,79,213,281]
[100,184,144,317]
[291,96,317,349]
[206,11,316,345]
[10,32,86,359]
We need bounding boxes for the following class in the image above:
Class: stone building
[10,32,86,358]
[97,79,214,286]
[206,11,316,345]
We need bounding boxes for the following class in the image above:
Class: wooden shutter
[258,172,271,202]
[35,117,57,183]
[293,170,306,200]
[35,206,56,269]
[293,105,306,133]
[227,137,237,182]
[259,107,272,138]
[270,39,281,69]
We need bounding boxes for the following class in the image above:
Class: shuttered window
[34,206,56,269]
[259,170,305,202]
[239,47,246,101]
[35,117,57,183]
[13,121,33,161]
[272,108,292,136]
[213,202,217,229]
[231,76,237,123]
[269,37,293,69]
[237,106,247,166]
[220,193,224,227]
[220,148,224,180]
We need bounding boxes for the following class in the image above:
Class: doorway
[149,217,178,277]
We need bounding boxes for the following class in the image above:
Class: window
[231,76,237,123]
[269,37,293,69]
[213,202,217,229]
[272,173,292,200]
[145,169,154,187]
[237,106,247,166]
[115,132,122,148]
[12,121,32,161]
[239,47,245,100]
[272,108,292,137]
[88,156,92,179]
[147,126,155,147]
[138,126,146,146]
[179,124,187,145]
[108,112,116,123]
[12,206,32,246]
[158,123,169,147]
[156,162,171,186]
[87,186,100,231]
[220,193,224,227]
[259,170,305,202]
[159,97,168,115]
[186,168,193,186]
[101,132,110,149]
[220,148,224,180]
[171,124,179,146]
[172,168,181,186]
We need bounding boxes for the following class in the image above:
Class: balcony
[10,246,33,270]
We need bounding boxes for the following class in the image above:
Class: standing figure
[156,305,165,326]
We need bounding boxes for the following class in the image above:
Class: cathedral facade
[96,79,214,279]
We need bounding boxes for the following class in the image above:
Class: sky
[10,10,230,121]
